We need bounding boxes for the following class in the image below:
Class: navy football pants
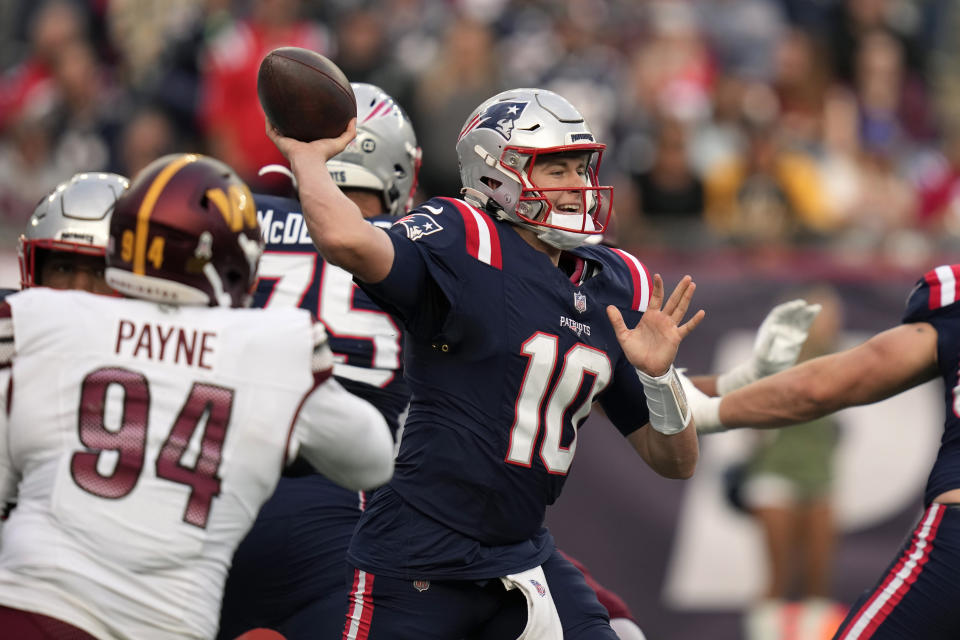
[832,503,960,639]
[342,548,619,639]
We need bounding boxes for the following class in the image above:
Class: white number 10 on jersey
[506,333,612,474]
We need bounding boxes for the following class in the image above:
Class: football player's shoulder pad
[389,197,470,248]
[903,264,960,324]
[575,244,652,313]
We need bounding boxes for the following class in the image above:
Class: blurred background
[0,0,954,638]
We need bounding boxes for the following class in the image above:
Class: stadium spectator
[0,0,87,132]
[198,0,330,189]
[703,118,829,244]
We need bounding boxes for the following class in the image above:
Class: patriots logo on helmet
[461,101,529,141]
[394,213,444,241]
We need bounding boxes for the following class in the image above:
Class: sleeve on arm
[356,229,452,340]
[598,351,651,437]
[288,378,394,491]
[903,265,960,330]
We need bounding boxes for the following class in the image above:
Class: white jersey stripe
[935,265,956,308]
[638,264,650,311]
[466,206,493,265]
[839,504,943,639]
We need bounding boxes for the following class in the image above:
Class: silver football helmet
[18,172,129,288]
[456,88,612,250]
[327,83,421,216]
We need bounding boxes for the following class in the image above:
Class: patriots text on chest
[115,320,217,369]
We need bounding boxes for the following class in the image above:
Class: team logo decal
[413,579,430,592]
[530,579,547,597]
[394,213,444,241]
[467,101,528,141]
[573,291,587,314]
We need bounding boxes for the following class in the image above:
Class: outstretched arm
[690,298,822,396]
[690,322,940,432]
[291,377,395,491]
[266,119,395,283]
[608,274,705,479]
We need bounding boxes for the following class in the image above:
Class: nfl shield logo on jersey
[573,291,587,314]
[413,579,430,592]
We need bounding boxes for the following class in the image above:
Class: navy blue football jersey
[254,194,409,434]
[348,197,652,580]
[903,264,960,507]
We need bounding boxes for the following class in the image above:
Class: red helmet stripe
[361,99,391,124]
[457,113,482,143]
[133,154,198,274]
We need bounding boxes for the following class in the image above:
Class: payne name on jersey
[115,319,217,369]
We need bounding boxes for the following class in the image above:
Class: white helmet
[327,83,421,216]
[18,172,129,288]
[456,88,612,249]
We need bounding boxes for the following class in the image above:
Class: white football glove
[677,370,724,434]
[716,299,822,395]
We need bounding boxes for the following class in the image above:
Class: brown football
[257,47,356,142]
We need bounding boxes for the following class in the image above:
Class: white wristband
[636,365,691,435]
[675,370,727,434]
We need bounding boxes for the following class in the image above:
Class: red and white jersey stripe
[836,503,946,640]
[442,198,503,270]
[925,265,960,310]
[609,248,650,312]
[343,569,375,639]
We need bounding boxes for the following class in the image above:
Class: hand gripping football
[257,47,357,141]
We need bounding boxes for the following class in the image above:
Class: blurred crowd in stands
[2,0,960,265]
